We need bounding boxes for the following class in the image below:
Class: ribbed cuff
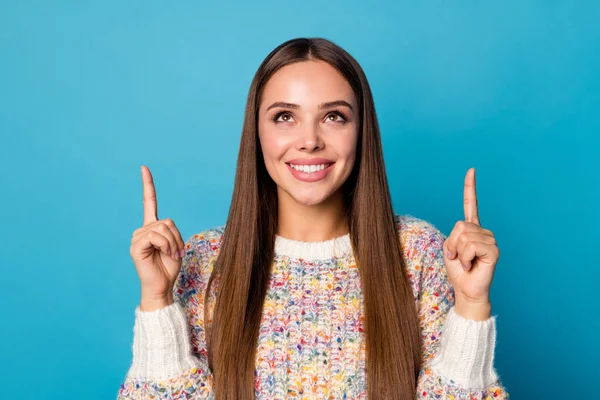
[430,306,499,389]
[127,301,200,380]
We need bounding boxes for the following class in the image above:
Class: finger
[458,241,497,271]
[142,165,159,226]
[133,222,181,261]
[464,168,480,226]
[153,223,181,260]
[455,233,497,264]
[445,221,482,259]
[133,220,185,252]
[131,230,171,260]
[163,218,187,258]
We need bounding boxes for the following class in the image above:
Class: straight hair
[205,37,421,399]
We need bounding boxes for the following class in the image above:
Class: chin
[293,192,331,206]
[295,196,329,207]
[283,187,333,207]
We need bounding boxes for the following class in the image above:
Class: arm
[117,229,222,399]
[409,220,509,398]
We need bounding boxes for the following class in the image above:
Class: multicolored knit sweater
[117,214,509,399]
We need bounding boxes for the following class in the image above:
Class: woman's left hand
[442,168,500,320]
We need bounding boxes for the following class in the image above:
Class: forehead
[260,60,355,108]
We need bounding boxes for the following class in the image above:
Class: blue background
[1,1,598,398]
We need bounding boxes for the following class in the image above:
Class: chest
[253,257,367,398]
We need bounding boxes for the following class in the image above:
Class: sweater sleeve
[116,229,222,399]
[410,219,510,399]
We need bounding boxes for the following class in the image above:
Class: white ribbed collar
[274,233,353,260]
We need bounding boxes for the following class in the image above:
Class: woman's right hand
[130,165,187,311]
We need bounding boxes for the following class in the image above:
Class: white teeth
[289,163,330,173]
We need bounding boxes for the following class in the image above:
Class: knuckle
[454,220,466,230]
[163,218,174,226]
[158,223,170,233]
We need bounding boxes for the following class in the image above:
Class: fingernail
[167,248,171,256]
[446,250,453,259]
[180,249,185,258]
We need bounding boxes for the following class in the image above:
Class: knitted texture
[117,214,509,399]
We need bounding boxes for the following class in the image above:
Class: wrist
[454,295,491,321]
[140,292,174,312]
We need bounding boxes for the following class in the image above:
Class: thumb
[443,239,455,260]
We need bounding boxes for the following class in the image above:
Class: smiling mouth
[286,162,334,174]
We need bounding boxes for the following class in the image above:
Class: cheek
[259,129,290,165]
[331,130,359,162]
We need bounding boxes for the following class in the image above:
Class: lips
[286,161,335,182]
[286,158,334,165]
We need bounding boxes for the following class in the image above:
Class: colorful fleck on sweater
[117,214,509,399]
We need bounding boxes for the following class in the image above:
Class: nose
[297,123,324,151]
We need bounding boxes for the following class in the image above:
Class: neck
[277,187,348,242]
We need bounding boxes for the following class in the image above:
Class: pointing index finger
[464,167,480,226]
[141,165,158,225]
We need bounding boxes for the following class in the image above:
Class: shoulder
[175,224,225,303]
[185,224,226,259]
[393,214,447,260]
[393,214,449,299]
[175,225,226,335]
[179,224,226,284]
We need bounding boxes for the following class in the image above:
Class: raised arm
[413,223,509,398]
[117,165,218,399]
[117,231,218,399]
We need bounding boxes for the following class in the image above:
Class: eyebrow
[265,100,353,112]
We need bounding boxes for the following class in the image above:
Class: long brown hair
[205,37,421,399]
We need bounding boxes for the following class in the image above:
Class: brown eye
[326,111,347,123]
[272,112,293,123]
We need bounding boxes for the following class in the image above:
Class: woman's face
[258,60,359,207]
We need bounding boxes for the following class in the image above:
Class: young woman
[119,38,508,399]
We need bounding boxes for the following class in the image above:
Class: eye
[326,111,348,123]
[272,111,294,123]
[271,110,348,124]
